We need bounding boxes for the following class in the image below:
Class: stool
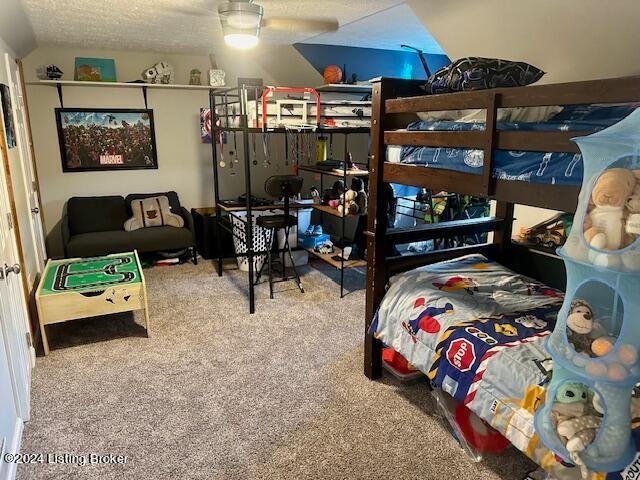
[254,175,304,298]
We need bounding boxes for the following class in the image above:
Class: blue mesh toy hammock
[534,109,640,475]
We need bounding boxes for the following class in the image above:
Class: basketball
[323,65,343,84]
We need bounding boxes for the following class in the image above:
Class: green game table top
[39,252,142,296]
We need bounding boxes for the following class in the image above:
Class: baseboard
[1,417,24,480]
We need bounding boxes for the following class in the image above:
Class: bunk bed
[364,75,640,478]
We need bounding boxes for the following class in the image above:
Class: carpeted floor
[18,259,536,480]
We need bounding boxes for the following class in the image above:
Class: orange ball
[591,337,614,357]
[323,65,343,84]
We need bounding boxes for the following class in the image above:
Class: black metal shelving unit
[210,84,371,312]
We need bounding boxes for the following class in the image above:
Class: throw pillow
[124,195,184,231]
[425,57,545,94]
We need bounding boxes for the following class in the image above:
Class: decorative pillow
[124,195,184,231]
[425,57,545,94]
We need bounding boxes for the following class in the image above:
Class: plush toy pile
[337,177,367,216]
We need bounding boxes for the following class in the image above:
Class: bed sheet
[370,254,640,479]
[392,105,636,186]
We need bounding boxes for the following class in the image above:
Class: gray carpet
[18,260,535,479]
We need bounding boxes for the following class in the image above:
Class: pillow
[425,57,545,94]
[124,195,184,231]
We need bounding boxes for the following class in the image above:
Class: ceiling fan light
[224,33,259,49]
[218,1,263,49]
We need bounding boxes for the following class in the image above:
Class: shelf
[298,165,369,177]
[315,83,372,93]
[28,80,222,91]
[217,202,312,212]
[305,247,366,270]
[211,126,370,134]
[312,204,362,218]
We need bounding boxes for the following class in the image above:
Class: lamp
[218,1,263,49]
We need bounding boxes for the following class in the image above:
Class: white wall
[408,0,640,232]
[22,46,322,235]
[0,33,23,480]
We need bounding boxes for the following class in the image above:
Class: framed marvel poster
[55,108,158,172]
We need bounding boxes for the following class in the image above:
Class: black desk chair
[255,175,304,298]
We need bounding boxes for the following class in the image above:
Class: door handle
[31,207,39,214]
[4,264,20,276]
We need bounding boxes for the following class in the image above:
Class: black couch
[61,191,197,262]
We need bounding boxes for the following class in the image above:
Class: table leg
[39,321,50,356]
[142,291,151,337]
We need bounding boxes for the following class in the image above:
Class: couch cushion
[128,226,194,252]
[66,230,133,258]
[126,192,182,218]
[67,196,127,235]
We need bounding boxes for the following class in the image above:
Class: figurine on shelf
[189,69,202,86]
[142,62,175,84]
[36,65,63,80]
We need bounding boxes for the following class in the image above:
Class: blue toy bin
[534,366,636,472]
[534,109,640,473]
[560,109,640,273]
[546,254,640,383]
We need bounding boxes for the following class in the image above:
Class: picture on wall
[0,84,17,149]
[74,57,117,82]
[55,108,158,172]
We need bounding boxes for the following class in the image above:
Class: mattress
[370,254,640,479]
[389,104,637,186]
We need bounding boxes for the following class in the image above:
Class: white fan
[172,0,339,48]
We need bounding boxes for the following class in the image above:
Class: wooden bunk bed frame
[364,75,640,380]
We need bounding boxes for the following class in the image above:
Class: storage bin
[230,211,271,273]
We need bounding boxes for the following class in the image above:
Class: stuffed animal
[622,182,640,270]
[566,300,596,355]
[555,389,603,479]
[337,189,358,215]
[350,177,368,214]
[583,168,640,267]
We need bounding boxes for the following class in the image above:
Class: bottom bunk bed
[370,254,640,480]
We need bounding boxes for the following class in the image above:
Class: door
[0,81,31,422]
[4,54,46,278]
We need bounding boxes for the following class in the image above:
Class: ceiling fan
[172,0,340,49]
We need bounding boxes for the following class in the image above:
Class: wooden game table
[35,251,150,355]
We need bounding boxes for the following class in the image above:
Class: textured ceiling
[301,3,444,54]
[21,0,406,53]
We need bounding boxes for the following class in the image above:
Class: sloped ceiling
[407,0,640,83]
[301,3,445,54]
[0,0,36,57]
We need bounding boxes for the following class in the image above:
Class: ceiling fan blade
[262,17,339,33]
[163,5,217,17]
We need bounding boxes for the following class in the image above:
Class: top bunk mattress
[387,104,637,186]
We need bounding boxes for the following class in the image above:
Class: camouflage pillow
[425,57,545,95]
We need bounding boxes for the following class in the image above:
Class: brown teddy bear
[583,168,640,268]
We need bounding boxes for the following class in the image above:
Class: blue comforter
[399,105,636,186]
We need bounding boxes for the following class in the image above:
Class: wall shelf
[27,80,222,91]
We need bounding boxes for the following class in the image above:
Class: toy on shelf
[517,212,572,251]
[189,69,202,85]
[535,109,640,477]
[337,177,367,216]
[142,62,175,84]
